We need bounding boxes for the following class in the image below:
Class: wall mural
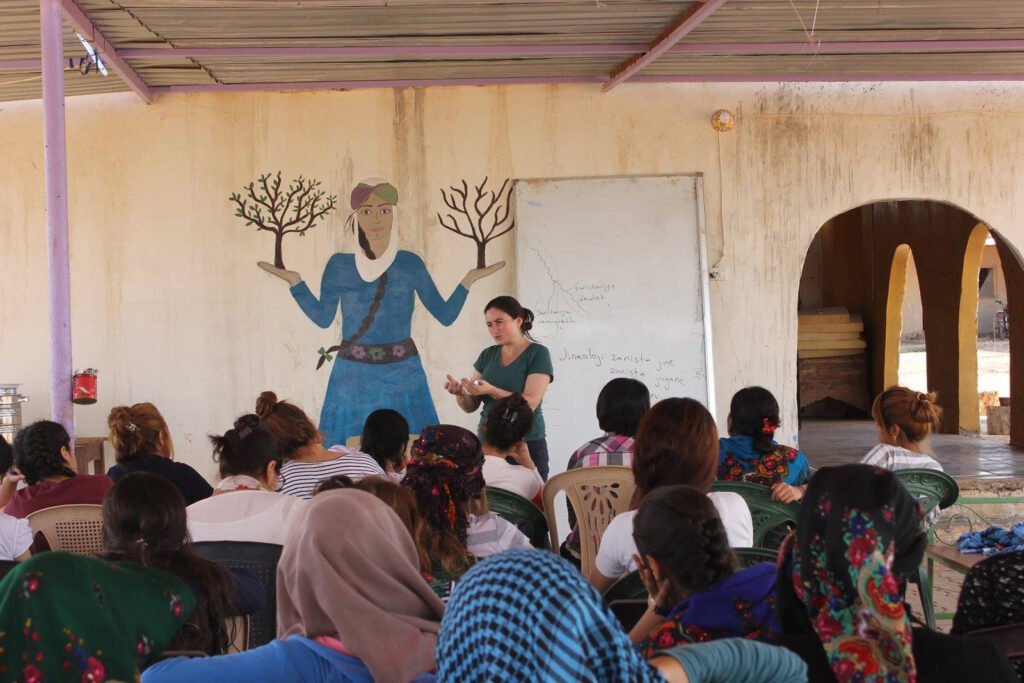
[229,172,338,268]
[236,175,509,445]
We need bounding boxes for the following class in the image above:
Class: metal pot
[0,384,29,445]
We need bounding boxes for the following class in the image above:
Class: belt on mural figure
[317,338,418,368]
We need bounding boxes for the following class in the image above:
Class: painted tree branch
[230,171,338,269]
[437,176,515,268]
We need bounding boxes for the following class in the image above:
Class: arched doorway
[797,200,1022,446]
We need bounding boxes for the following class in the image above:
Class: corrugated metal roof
[3,0,1024,102]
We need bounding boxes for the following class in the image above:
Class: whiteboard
[514,175,715,479]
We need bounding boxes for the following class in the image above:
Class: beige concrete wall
[3,83,1024,477]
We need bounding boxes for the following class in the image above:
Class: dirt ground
[899,338,1010,405]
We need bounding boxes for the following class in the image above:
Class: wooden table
[73,437,106,475]
[926,543,986,576]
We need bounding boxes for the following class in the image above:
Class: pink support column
[39,0,74,438]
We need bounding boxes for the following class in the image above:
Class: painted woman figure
[260,179,502,446]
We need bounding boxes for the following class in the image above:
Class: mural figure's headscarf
[276,488,445,682]
[776,464,927,683]
[437,549,663,682]
[349,178,400,283]
[0,552,196,681]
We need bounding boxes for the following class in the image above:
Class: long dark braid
[13,420,76,485]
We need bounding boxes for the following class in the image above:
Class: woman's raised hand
[258,261,302,287]
[444,374,467,396]
[460,261,506,288]
[508,442,536,470]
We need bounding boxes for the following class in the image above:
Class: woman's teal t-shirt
[473,343,554,442]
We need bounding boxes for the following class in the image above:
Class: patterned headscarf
[776,464,926,683]
[437,549,663,682]
[0,552,195,682]
[402,425,484,545]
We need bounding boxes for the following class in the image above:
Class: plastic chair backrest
[192,541,283,650]
[894,468,959,514]
[964,622,1024,659]
[603,570,646,602]
[485,487,549,549]
[734,546,779,568]
[543,466,635,578]
[26,504,104,554]
[710,481,800,550]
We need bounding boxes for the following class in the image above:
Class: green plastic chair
[893,468,960,631]
[710,481,800,550]
[734,546,779,568]
[486,486,549,549]
[603,570,646,602]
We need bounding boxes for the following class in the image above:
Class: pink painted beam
[605,0,729,91]
[39,0,74,438]
[150,71,1024,96]
[0,59,42,70]
[153,75,606,94]
[59,0,154,103]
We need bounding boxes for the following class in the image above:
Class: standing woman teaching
[446,297,554,479]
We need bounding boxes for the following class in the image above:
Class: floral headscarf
[0,552,195,682]
[402,425,484,546]
[776,464,926,683]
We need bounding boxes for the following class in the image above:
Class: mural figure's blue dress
[290,250,468,446]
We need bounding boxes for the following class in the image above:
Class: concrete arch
[957,224,990,433]
[882,243,913,390]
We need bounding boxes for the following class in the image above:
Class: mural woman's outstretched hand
[258,261,302,287]
[460,261,506,288]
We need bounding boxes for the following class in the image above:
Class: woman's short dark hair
[597,378,650,437]
[484,296,535,338]
[12,420,75,486]
[102,472,234,655]
[0,436,13,474]
[360,409,410,471]
[633,485,735,593]
[729,386,782,454]
[632,398,718,500]
[210,413,280,480]
[483,394,534,451]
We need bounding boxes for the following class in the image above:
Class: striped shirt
[467,513,531,559]
[859,444,943,472]
[279,446,385,500]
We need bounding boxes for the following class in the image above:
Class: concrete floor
[799,419,1024,478]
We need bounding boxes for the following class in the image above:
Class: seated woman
[776,464,1016,683]
[3,420,113,518]
[861,386,944,472]
[481,394,544,502]
[563,378,650,561]
[436,549,807,683]
[257,391,384,499]
[0,552,196,680]
[187,414,307,545]
[104,472,260,655]
[0,437,31,560]
[107,402,213,505]
[590,399,753,593]
[717,386,810,503]
[359,408,411,482]
[952,551,1024,680]
[402,425,529,598]
[629,485,778,655]
[142,489,445,683]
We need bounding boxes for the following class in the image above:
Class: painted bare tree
[437,177,515,268]
[229,172,338,269]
